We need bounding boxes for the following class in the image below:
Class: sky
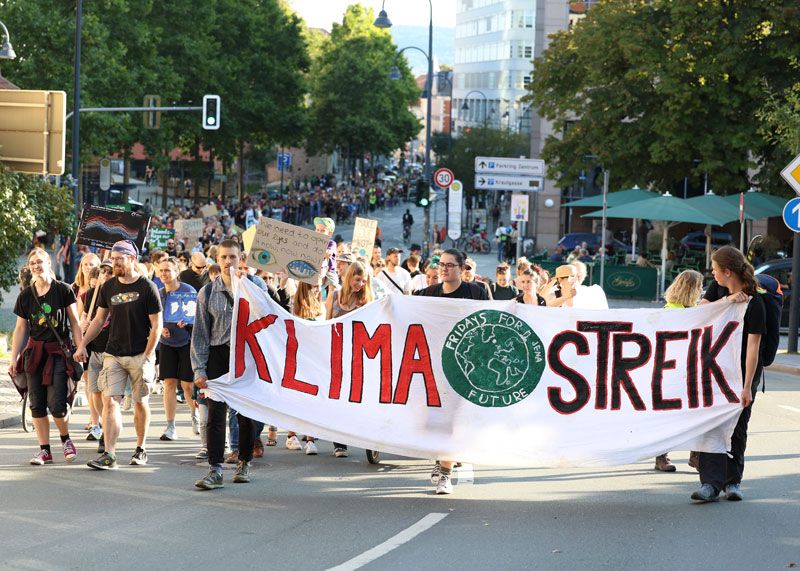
[287,0,457,30]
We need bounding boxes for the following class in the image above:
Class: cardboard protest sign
[162,290,198,324]
[351,217,378,261]
[149,227,175,250]
[174,218,204,241]
[240,225,257,255]
[247,217,329,284]
[201,204,218,218]
[76,205,150,251]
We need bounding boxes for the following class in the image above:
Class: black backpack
[755,273,783,367]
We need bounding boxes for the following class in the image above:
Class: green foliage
[307,4,421,159]
[438,127,529,198]
[0,167,74,296]
[528,0,800,196]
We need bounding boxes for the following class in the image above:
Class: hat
[386,247,403,255]
[111,240,139,258]
[338,252,355,264]
[464,257,476,270]
[100,259,112,268]
[313,217,335,233]
[555,265,576,278]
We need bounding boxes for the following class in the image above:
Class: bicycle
[464,233,491,254]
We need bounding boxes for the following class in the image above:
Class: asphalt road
[0,368,798,571]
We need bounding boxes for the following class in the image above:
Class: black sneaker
[130,449,148,466]
[232,460,251,483]
[87,452,118,470]
[195,470,224,490]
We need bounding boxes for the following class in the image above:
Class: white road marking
[456,463,474,485]
[779,405,800,414]
[327,513,449,571]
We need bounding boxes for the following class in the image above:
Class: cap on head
[387,247,403,255]
[313,217,335,234]
[338,252,355,264]
[111,240,139,258]
[555,265,576,278]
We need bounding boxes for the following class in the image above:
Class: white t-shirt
[409,273,429,291]
[376,265,412,295]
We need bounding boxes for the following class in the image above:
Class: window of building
[524,45,533,59]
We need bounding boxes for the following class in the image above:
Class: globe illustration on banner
[442,310,545,408]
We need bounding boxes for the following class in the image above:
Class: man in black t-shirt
[413,249,488,495]
[75,240,163,471]
[179,252,210,292]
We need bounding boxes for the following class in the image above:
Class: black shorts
[158,344,193,382]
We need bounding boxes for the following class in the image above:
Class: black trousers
[26,354,68,419]
[698,380,759,492]
[205,344,256,467]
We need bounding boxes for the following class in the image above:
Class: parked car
[755,258,794,329]
[679,230,733,251]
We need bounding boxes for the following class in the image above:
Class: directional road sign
[475,174,543,192]
[474,156,545,177]
[434,167,454,189]
[780,153,800,196]
[783,197,800,233]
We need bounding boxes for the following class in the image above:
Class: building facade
[453,0,535,133]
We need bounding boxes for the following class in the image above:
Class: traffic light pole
[65,105,203,121]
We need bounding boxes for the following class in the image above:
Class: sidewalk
[0,356,22,428]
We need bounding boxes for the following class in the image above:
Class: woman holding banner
[74,252,102,436]
[325,261,375,458]
[692,246,765,503]
[157,257,198,441]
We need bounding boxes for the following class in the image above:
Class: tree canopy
[528,0,800,196]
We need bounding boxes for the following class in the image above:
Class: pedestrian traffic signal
[415,179,430,207]
[202,94,221,130]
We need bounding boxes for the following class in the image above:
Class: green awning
[562,186,657,208]
[723,192,788,219]
[685,194,757,224]
[583,192,730,226]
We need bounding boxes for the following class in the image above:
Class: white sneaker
[191,412,200,435]
[122,395,132,411]
[430,463,441,485]
[304,441,318,455]
[160,426,178,441]
[195,448,208,460]
[334,447,349,458]
[87,425,103,441]
[285,435,302,450]
[435,473,454,495]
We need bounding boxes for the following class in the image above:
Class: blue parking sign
[783,197,800,233]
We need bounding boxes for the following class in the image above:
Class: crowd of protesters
[9,176,764,502]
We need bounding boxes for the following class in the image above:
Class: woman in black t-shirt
[9,248,83,466]
[691,246,765,503]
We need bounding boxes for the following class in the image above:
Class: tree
[0,166,74,299]
[528,0,800,196]
[307,4,421,174]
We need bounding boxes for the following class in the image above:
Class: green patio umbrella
[563,186,658,258]
[685,193,758,267]
[584,192,731,295]
[723,191,787,220]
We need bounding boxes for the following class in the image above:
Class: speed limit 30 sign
[434,168,454,188]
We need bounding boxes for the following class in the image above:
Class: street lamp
[460,90,494,127]
[376,0,435,254]
[0,20,16,60]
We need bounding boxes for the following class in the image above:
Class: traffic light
[202,94,221,130]
[415,179,430,207]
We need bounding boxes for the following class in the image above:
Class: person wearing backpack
[693,246,766,503]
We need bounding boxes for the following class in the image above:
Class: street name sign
[783,197,800,233]
[475,156,545,177]
[780,153,800,196]
[475,174,543,192]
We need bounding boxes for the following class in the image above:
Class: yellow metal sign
[780,152,800,196]
[0,89,66,175]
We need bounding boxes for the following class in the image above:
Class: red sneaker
[63,439,77,463]
[30,449,54,465]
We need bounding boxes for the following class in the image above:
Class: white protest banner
[206,278,747,467]
[174,218,204,241]
[247,217,329,284]
[201,204,219,218]
[351,217,378,261]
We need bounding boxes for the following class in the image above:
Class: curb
[0,413,21,429]
[767,364,800,376]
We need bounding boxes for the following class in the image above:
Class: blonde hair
[340,261,374,308]
[664,270,704,307]
[292,281,323,320]
[75,253,101,289]
[570,260,588,285]
[27,247,56,281]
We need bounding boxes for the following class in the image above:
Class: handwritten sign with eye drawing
[247,218,329,284]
